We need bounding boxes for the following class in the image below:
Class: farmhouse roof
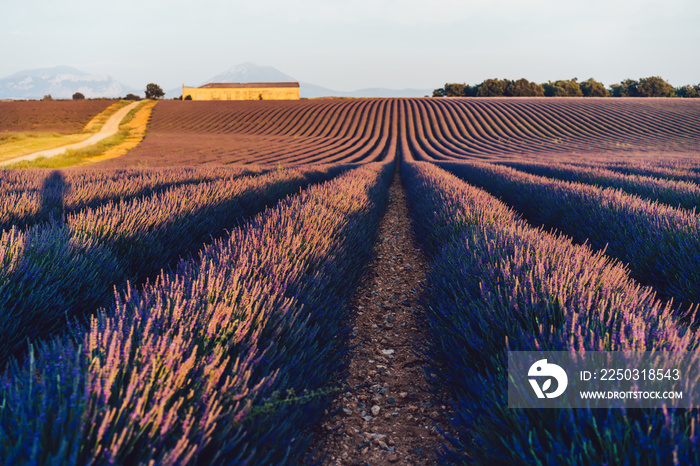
[198,82,300,89]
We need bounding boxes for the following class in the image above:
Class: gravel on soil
[311,170,450,465]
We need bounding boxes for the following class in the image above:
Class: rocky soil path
[0,101,140,167]
[312,170,448,465]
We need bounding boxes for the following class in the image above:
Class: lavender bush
[0,161,392,464]
[403,160,700,464]
[0,166,265,232]
[500,160,700,210]
[438,160,700,306]
[0,166,344,366]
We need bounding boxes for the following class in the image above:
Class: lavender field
[1,98,700,465]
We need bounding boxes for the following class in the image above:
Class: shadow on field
[0,166,350,370]
[38,170,68,223]
[0,170,83,369]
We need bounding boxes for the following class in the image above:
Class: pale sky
[2,0,698,91]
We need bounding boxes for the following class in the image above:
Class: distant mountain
[206,63,298,84]
[296,82,431,98]
[0,66,138,100]
[337,87,433,98]
[172,63,431,99]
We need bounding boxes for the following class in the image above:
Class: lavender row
[0,165,260,191]
[0,161,392,465]
[0,166,343,366]
[592,161,700,185]
[402,161,700,464]
[437,160,700,306]
[0,166,266,232]
[65,166,345,282]
[499,160,700,210]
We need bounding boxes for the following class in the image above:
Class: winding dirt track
[0,101,140,167]
[103,98,700,167]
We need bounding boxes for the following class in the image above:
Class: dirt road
[0,101,140,167]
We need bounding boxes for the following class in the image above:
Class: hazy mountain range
[0,66,138,100]
[0,63,431,100]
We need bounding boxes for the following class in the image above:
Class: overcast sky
[2,0,698,91]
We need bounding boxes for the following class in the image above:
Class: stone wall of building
[182,85,300,100]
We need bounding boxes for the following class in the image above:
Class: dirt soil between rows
[311,170,451,465]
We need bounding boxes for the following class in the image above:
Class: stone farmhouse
[181,82,300,100]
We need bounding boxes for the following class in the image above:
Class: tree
[433,83,476,97]
[443,83,467,97]
[676,85,700,98]
[124,93,141,101]
[637,76,674,97]
[462,85,477,97]
[579,78,608,97]
[543,79,583,97]
[72,92,85,100]
[610,79,639,97]
[477,79,508,97]
[505,78,544,97]
[145,83,165,100]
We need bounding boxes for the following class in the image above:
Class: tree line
[433,77,700,98]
